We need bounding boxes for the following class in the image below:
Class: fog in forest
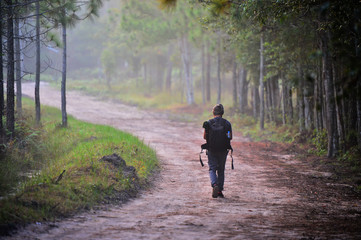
[21,0,239,108]
[2,0,361,165]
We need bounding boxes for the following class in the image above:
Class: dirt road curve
[7,82,361,239]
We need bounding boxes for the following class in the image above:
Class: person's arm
[203,121,209,140]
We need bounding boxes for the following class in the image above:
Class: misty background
[21,0,239,107]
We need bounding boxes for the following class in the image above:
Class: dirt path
[7,82,361,239]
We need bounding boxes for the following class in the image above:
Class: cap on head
[213,104,224,116]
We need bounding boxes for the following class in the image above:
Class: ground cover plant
[0,98,158,232]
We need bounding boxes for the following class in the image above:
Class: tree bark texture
[333,61,345,153]
[62,21,68,127]
[304,75,314,130]
[206,39,211,102]
[252,85,260,119]
[201,41,205,104]
[281,75,286,125]
[232,58,238,108]
[315,62,323,130]
[357,74,361,152]
[15,0,22,116]
[143,63,147,85]
[0,0,4,134]
[259,34,265,130]
[238,66,248,113]
[6,0,15,139]
[297,63,305,133]
[217,36,221,104]
[288,87,294,124]
[238,66,246,113]
[35,0,41,124]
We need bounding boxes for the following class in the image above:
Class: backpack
[205,118,230,152]
[200,118,234,169]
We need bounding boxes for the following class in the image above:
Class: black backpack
[200,118,234,169]
[204,118,230,152]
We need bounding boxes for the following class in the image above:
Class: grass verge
[0,98,158,234]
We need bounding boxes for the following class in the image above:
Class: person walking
[203,104,232,198]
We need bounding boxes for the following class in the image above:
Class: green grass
[228,113,298,143]
[0,98,158,226]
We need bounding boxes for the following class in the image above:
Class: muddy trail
[6,82,361,239]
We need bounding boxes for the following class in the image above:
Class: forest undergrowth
[0,98,158,235]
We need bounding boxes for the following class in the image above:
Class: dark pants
[207,150,228,191]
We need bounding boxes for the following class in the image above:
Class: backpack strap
[199,149,204,167]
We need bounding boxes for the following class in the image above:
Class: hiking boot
[218,191,224,198]
[212,185,219,198]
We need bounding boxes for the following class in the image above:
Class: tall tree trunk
[273,76,280,115]
[333,61,345,153]
[315,62,323,130]
[35,0,41,124]
[288,87,294,124]
[201,40,205,104]
[165,44,174,91]
[268,78,275,122]
[281,74,286,125]
[232,57,237,108]
[270,78,276,122]
[217,36,221,104]
[253,85,260,119]
[238,66,245,113]
[6,0,15,139]
[143,63,147,85]
[321,30,338,158]
[243,71,249,110]
[61,21,68,127]
[304,75,313,130]
[179,35,194,105]
[259,34,265,130]
[15,0,22,116]
[206,39,211,102]
[0,0,4,134]
[297,63,305,133]
[270,78,275,122]
[180,67,184,103]
[156,55,165,90]
[165,61,173,91]
[356,72,361,152]
[356,35,361,152]
[347,93,356,144]
[265,78,271,121]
